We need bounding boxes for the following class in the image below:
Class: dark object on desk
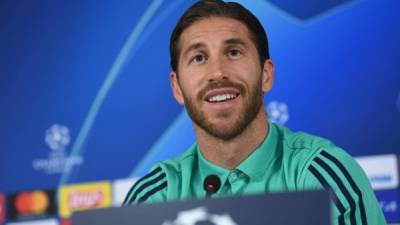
[72,191,330,225]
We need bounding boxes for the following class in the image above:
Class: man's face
[170,17,273,140]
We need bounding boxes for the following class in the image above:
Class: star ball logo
[266,101,289,125]
[7,190,56,221]
[45,124,71,152]
[162,207,237,225]
[32,124,83,174]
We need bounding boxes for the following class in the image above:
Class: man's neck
[195,109,269,170]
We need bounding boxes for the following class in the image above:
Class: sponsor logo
[355,154,399,190]
[375,189,399,223]
[0,193,5,224]
[266,101,289,125]
[32,124,83,175]
[370,175,392,183]
[68,190,103,209]
[59,181,111,218]
[6,218,58,225]
[162,207,237,225]
[112,178,138,206]
[7,190,56,221]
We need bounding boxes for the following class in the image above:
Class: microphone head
[203,174,221,194]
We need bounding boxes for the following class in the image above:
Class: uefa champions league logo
[32,124,83,174]
[45,124,71,151]
[162,207,237,225]
[267,101,289,125]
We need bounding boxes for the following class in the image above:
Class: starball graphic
[32,124,83,175]
[267,101,289,125]
[162,207,237,225]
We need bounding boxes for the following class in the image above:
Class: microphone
[203,174,221,198]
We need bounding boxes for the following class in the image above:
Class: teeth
[208,94,237,103]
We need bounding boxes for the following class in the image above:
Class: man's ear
[261,59,274,93]
[170,71,185,105]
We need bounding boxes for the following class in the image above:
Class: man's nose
[207,57,228,82]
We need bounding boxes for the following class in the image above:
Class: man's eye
[228,49,241,58]
[190,54,207,64]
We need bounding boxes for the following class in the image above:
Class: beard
[181,78,263,141]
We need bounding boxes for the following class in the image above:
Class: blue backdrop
[0,0,399,194]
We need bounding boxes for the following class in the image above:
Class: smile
[207,93,239,103]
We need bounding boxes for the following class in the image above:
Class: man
[123,1,387,224]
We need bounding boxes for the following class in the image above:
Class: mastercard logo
[14,191,49,215]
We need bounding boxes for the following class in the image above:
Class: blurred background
[0,0,399,224]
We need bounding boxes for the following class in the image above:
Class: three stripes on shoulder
[123,167,167,205]
[309,150,367,225]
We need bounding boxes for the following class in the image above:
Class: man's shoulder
[274,123,344,158]
[274,124,386,224]
[123,144,197,205]
[273,123,357,173]
[273,123,369,189]
[157,143,198,173]
[275,123,334,152]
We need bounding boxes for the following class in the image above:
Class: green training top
[123,122,387,225]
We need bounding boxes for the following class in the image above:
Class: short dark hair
[170,0,270,72]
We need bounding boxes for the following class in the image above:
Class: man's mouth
[199,80,244,106]
[206,93,240,103]
[203,88,241,104]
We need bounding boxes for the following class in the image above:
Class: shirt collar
[196,121,278,183]
[197,145,231,187]
[236,121,278,180]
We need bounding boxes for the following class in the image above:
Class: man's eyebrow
[181,38,247,58]
[182,42,206,58]
[224,38,248,48]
